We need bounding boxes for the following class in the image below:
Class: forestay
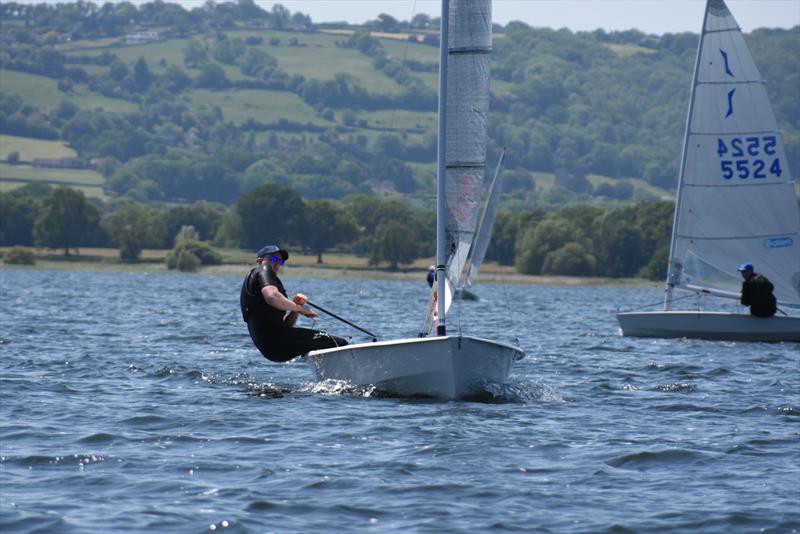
[666,0,800,307]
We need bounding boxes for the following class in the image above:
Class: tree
[196,63,229,88]
[102,203,167,261]
[133,57,152,91]
[370,219,418,270]
[301,200,358,263]
[33,187,100,255]
[515,217,580,275]
[541,242,597,276]
[183,39,208,67]
[239,47,277,77]
[0,187,47,246]
[271,3,290,29]
[236,184,304,249]
[109,60,129,82]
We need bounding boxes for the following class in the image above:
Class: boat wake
[302,377,562,404]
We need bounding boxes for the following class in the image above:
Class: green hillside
[0,1,796,209]
[0,69,137,113]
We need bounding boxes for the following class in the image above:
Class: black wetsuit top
[740,273,777,318]
[240,266,348,362]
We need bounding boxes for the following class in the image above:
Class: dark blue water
[1,268,798,533]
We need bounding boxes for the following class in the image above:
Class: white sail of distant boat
[617,0,800,342]
[305,0,524,398]
[465,147,505,288]
[444,147,505,303]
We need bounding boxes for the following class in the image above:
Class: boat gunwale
[305,334,525,359]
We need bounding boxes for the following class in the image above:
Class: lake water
[1,267,798,533]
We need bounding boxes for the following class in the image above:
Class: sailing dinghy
[306,0,525,398]
[617,0,800,342]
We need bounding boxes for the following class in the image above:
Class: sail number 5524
[717,136,782,180]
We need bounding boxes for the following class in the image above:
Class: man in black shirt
[240,245,348,362]
[738,262,777,318]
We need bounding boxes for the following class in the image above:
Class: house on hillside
[125,31,160,45]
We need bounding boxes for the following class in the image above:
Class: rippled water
[1,267,798,533]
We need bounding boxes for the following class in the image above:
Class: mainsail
[666,0,800,308]
[422,0,492,335]
[442,0,492,294]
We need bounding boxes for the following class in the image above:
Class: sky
[267,0,800,34]
[13,0,800,34]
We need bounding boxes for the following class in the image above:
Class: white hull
[617,311,800,342]
[306,335,524,399]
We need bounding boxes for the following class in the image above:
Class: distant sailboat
[617,0,800,342]
[306,0,524,398]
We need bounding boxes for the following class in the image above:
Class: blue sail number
[717,136,782,180]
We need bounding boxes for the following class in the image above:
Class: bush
[4,246,35,265]
[166,239,222,270]
[176,249,200,272]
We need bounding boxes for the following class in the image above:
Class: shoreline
[0,260,656,288]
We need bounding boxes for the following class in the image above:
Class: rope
[619,291,704,313]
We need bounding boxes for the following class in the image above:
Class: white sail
[466,148,505,287]
[442,0,492,295]
[666,0,800,307]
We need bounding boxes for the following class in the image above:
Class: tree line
[0,183,674,279]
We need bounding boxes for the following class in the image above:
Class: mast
[435,0,450,336]
[664,0,710,311]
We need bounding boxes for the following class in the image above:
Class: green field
[188,88,331,126]
[357,109,436,132]
[65,38,194,74]
[0,69,137,113]
[0,163,106,199]
[226,30,404,93]
[602,43,657,57]
[0,135,77,162]
[64,29,406,94]
[380,38,438,64]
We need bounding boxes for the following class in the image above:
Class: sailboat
[617,0,800,342]
[306,0,525,398]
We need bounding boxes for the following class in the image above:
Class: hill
[0,2,797,210]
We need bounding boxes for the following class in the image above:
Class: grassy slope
[0,134,77,161]
[0,69,137,113]
[187,88,331,126]
[0,163,106,199]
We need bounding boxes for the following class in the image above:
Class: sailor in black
[241,245,348,362]
[738,262,777,318]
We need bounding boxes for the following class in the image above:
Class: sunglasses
[268,256,285,265]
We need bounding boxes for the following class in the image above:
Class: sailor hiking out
[240,245,348,362]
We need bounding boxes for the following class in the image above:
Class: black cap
[257,245,289,260]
